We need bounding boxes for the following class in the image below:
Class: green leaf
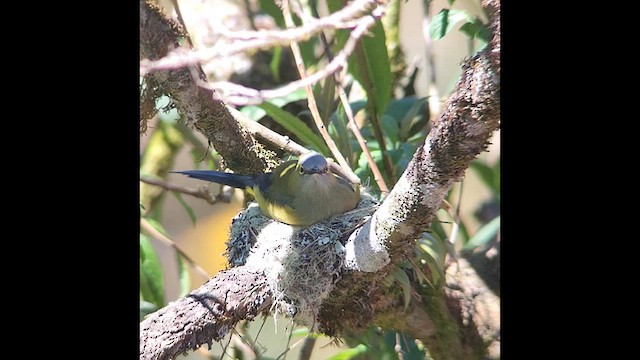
[240,88,308,121]
[398,97,429,141]
[269,46,283,82]
[420,232,446,268]
[176,253,192,297]
[429,8,471,40]
[327,344,368,360]
[380,114,399,148]
[172,192,196,227]
[327,0,390,117]
[328,103,352,162]
[144,217,169,238]
[140,233,165,307]
[318,75,336,126]
[389,267,412,311]
[417,233,446,284]
[258,102,330,155]
[471,159,500,195]
[258,0,285,28]
[356,21,392,117]
[291,328,312,337]
[464,215,500,249]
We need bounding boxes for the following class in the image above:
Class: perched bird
[173,152,360,226]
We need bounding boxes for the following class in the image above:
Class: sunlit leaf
[140,233,165,307]
[464,215,500,249]
[291,328,312,337]
[258,102,330,155]
[144,217,169,238]
[240,88,308,121]
[429,8,471,40]
[327,344,368,360]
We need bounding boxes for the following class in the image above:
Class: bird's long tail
[172,170,255,190]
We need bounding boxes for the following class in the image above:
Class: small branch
[353,42,396,181]
[140,217,211,281]
[395,332,404,360]
[140,0,271,174]
[310,0,389,194]
[140,175,233,205]
[140,0,379,76]
[281,0,359,180]
[230,107,360,185]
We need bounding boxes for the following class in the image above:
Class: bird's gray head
[298,152,328,174]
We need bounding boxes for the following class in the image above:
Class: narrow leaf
[391,267,412,311]
[258,102,330,155]
[380,114,399,148]
[172,192,197,227]
[240,88,308,121]
[357,21,392,117]
[258,0,285,27]
[269,46,283,82]
[140,233,165,307]
[429,9,471,40]
[398,97,429,141]
[327,344,368,360]
[464,215,500,249]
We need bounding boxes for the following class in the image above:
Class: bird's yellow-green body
[174,152,360,226]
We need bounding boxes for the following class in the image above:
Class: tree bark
[140,267,272,360]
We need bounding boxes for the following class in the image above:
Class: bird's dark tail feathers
[172,170,255,190]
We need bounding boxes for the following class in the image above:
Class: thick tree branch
[140,0,272,174]
[140,267,272,360]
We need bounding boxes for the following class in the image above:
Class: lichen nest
[224,188,379,329]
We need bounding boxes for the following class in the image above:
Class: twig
[140,217,210,280]
[282,0,385,182]
[169,0,194,48]
[140,0,379,76]
[309,0,389,194]
[229,107,359,185]
[140,175,233,205]
[395,332,404,360]
[353,41,396,181]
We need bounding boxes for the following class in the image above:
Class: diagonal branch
[140,267,272,360]
[140,0,380,76]
[140,0,272,174]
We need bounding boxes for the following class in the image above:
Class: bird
[173,152,360,226]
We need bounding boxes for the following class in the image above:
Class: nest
[224,188,379,329]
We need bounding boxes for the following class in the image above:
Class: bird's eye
[299,167,305,174]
